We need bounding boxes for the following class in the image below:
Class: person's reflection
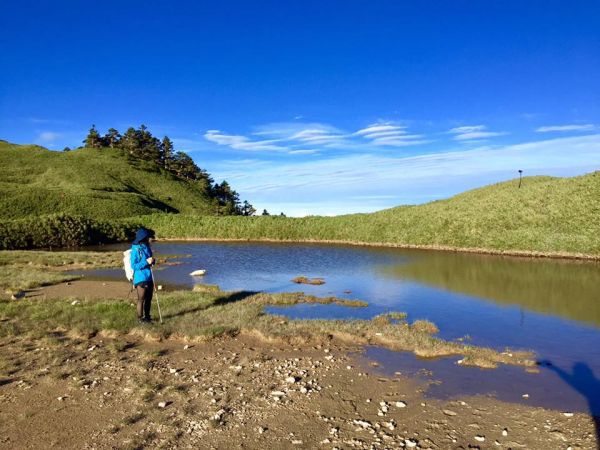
[546,362,600,446]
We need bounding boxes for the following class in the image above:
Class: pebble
[563,412,574,417]
[475,435,485,442]
[270,391,285,397]
[522,394,529,398]
[396,401,407,408]
[502,428,508,436]
[291,439,303,445]
[258,427,266,434]
[405,439,418,448]
[443,409,457,416]
[158,401,167,408]
[71,300,79,305]
[285,376,298,383]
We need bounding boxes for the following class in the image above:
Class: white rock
[270,390,286,397]
[522,394,529,398]
[285,376,298,383]
[158,401,167,408]
[405,439,418,448]
[443,409,457,416]
[475,435,485,442]
[396,401,407,408]
[563,412,574,417]
[71,300,79,305]
[291,440,303,445]
[502,428,508,436]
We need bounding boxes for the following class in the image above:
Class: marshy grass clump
[292,276,326,285]
[0,283,535,369]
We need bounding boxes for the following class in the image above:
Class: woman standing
[130,228,156,323]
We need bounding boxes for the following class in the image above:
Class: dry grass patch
[292,276,326,285]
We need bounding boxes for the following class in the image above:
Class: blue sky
[1,1,599,215]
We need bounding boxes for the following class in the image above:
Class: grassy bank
[0,250,124,291]
[0,288,534,369]
[137,170,600,256]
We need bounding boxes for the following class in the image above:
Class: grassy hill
[138,171,600,256]
[1,139,598,255]
[0,140,216,219]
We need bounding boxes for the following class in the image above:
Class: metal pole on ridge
[150,268,163,324]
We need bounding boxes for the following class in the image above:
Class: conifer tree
[84,125,103,148]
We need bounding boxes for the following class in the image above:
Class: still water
[83,241,600,415]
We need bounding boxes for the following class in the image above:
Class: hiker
[131,228,156,323]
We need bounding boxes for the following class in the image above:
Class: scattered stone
[475,435,485,442]
[405,438,418,448]
[522,394,529,398]
[158,401,168,408]
[291,440,303,445]
[270,391,286,397]
[396,401,407,408]
[563,412,574,417]
[353,419,372,429]
[87,345,96,351]
[57,396,66,401]
[285,376,298,383]
[258,426,266,434]
[184,344,190,350]
[71,300,79,305]
[169,368,179,374]
[443,409,457,416]
[502,428,508,436]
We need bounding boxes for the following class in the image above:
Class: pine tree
[104,128,121,148]
[241,200,256,216]
[84,125,103,148]
[162,136,174,169]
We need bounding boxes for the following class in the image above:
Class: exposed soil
[0,281,598,449]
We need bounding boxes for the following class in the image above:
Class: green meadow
[1,141,599,256]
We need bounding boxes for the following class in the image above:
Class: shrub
[0,214,140,249]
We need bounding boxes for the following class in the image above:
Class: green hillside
[0,141,217,219]
[138,171,600,256]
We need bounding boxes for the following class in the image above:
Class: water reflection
[380,252,600,327]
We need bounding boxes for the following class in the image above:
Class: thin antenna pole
[518,170,523,188]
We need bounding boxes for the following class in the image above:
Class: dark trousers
[136,281,154,320]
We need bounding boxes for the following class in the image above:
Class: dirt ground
[0,282,598,449]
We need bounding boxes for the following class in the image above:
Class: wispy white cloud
[535,124,596,133]
[355,122,431,147]
[209,133,600,216]
[449,125,507,141]
[204,129,290,152]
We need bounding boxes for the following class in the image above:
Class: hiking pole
[150,268,163,324]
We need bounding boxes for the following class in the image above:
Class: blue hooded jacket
[131,228,154,286]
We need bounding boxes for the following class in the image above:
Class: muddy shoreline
[0,279,598,448]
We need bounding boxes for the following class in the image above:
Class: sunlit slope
[0,141,215,219]
[140,171,600,255]
[368,172,600,252]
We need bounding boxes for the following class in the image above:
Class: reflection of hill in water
[383,252,600,327]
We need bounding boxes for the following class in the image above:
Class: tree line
[83,125,255,216]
